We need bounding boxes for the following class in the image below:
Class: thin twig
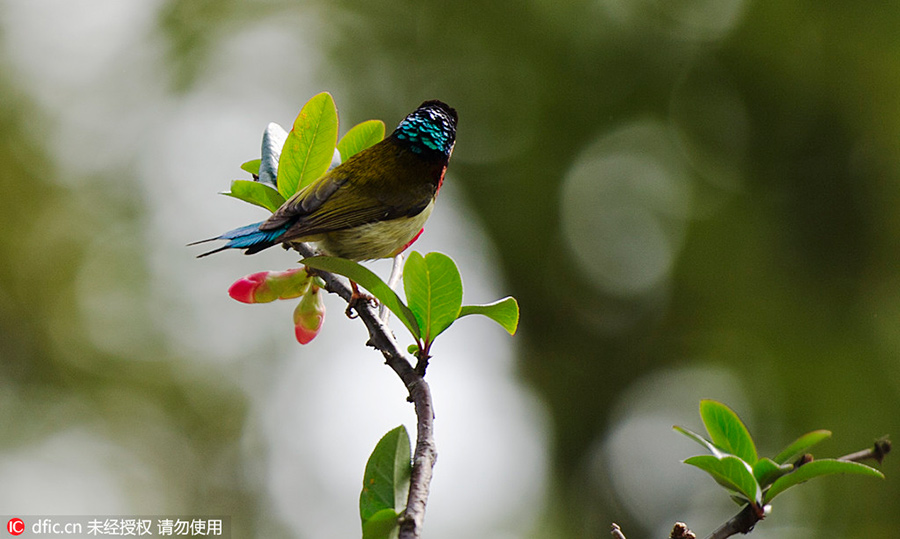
[838,437,891,465]
[380,252,405,321]
[293,243,436,539]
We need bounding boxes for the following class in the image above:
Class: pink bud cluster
[228,268,326,344]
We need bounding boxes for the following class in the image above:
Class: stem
[400,377,437,537]
[294,244,436,539]
[705,504,759,539]
[380,252,405,321]
[838,437,891,465]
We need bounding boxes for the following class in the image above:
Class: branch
[292,244,436,539]
[704,504,760,539]
[838,436,891,465]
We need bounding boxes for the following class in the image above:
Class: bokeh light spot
[560,120,694,297]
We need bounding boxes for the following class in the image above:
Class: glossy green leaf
[458,297,519,335]
[685,454,762,506]
[773,430,832,465]
[222,179,286,213]
[673,425,726,458]
[700,400,758,465]
[338,120,385,161]
[764,459,884,504]
[403,252,463,345]
[753,457,793,488]
[277,92,339,198]
[240,159,260,176]
[301,256,420,338]
[360,426,412,523]
[362,508,399,539]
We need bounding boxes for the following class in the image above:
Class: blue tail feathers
[190,221,290,258]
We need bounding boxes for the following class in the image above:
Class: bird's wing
[259,151,438,239]
[260,170,348,230]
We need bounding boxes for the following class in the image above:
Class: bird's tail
[188,221,290,258]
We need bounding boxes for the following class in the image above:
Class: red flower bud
[293,284,325,344]
[228,268,310,304]
[228,271,273,303]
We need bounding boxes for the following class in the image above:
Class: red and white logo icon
[7,518,24,536]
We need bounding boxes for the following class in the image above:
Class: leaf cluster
[675,400,884,512]
[224,92,385,212]
[303,252,518,358]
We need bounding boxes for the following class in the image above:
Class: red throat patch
[435,165,447,196]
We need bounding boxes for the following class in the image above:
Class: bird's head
[392,100,458,157]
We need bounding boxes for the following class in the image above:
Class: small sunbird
[191,100,457,262]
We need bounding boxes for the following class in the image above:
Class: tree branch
[705,504,760,539]
[292,244,436,539]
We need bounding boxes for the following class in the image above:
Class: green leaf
[277,92,339,198]
[685,454,762,506]
[222,179,286,213]
[458,297,519,335]
[338,120,385,161]
[700,400,758,465]
[240,159,260,176]
[763,459,884,504]
[673,425,726,458]
[403,252,463,346]
[301,256,420,339]
[362,508,399,539]
[773,430,832,465]
[753,457,793,488]
[360,426,412,523]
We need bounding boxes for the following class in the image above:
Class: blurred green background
[1,0,898,537]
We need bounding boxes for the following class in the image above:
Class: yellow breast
[312,199,435,261]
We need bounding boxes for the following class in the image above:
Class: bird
[191,100,457,263]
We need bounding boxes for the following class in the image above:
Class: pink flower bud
[293,285,325,344]
[228,271,275,303]
[228,268,311,304]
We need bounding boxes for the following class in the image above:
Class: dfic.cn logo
[7,518,24,536]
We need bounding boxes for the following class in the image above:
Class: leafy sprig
[303,252,518,358]
[209,94,520,539]
[675,400,884,513]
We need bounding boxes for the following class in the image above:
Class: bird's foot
[345,281,377,318]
